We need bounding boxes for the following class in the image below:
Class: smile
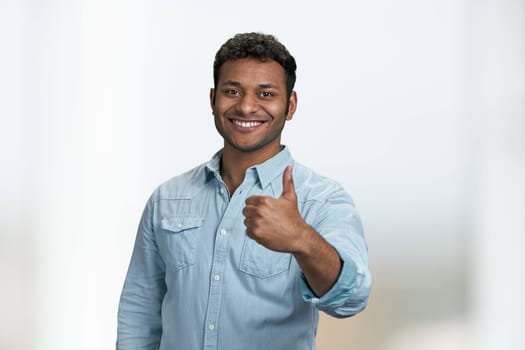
[231,119,264,128]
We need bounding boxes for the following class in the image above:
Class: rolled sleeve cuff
[300,252,358,311]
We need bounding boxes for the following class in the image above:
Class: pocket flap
[160,216,203,233]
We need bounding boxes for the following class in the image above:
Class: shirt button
[220,229,227,235]
[177,223,182,229]
[219,188,224,194]
[213,274,220,281]
[208,324,215,331]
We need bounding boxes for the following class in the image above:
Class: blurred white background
[1,0,524,349]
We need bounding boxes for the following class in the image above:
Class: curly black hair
[213,32,297,98]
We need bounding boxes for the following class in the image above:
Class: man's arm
[117,196,166,349]
[290,224,342,297]
[299,185,371,317]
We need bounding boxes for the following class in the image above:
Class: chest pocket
[239,237,292,278]
[158,216,203,270]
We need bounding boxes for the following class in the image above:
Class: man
[117,32,371,350]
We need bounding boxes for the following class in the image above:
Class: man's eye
[260,91,273,97]
[225,89,240,96]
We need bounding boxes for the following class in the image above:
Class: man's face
[210,58,297,157]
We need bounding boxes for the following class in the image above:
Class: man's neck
[220,145,281,195]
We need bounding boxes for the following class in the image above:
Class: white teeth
[233,120,263,128]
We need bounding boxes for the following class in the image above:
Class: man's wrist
[291,224,318,257]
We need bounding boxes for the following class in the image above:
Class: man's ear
[286,91,297,121]
[210,88,216,107]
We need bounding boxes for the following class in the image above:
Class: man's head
[213,33,297,100]
[210,33,298,159]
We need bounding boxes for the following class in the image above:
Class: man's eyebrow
[221,80,241,87]
[258,83,279,89]
[220,81,279,89]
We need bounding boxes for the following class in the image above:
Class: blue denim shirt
[117,147,371,350]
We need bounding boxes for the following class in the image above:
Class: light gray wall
[0,0,523,349]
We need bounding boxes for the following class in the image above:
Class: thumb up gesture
[243,166,308,253]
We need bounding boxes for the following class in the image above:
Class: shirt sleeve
[300,187,372,318]
[117,193,166,349]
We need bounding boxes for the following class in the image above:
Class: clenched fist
[244,165,343,296]
[242,165,309,253]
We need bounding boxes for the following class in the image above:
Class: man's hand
[243,165,342,297]
[242,165,308,253]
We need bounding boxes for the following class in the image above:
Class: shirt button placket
[203,224,229,349]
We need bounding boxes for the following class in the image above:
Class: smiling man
[117,32,371,350]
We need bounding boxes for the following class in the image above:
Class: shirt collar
[204,146,294,189]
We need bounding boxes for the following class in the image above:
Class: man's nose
[237,93,259,115]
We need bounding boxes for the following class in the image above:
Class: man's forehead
[217,58,285,83]
[220,80,279,90]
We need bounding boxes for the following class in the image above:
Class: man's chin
[231,143,265,153]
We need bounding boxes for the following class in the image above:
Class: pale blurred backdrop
[1,0,524,349]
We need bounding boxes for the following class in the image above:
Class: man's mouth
[231,119,265,128]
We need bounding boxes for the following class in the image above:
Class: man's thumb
[281,165,297,200]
